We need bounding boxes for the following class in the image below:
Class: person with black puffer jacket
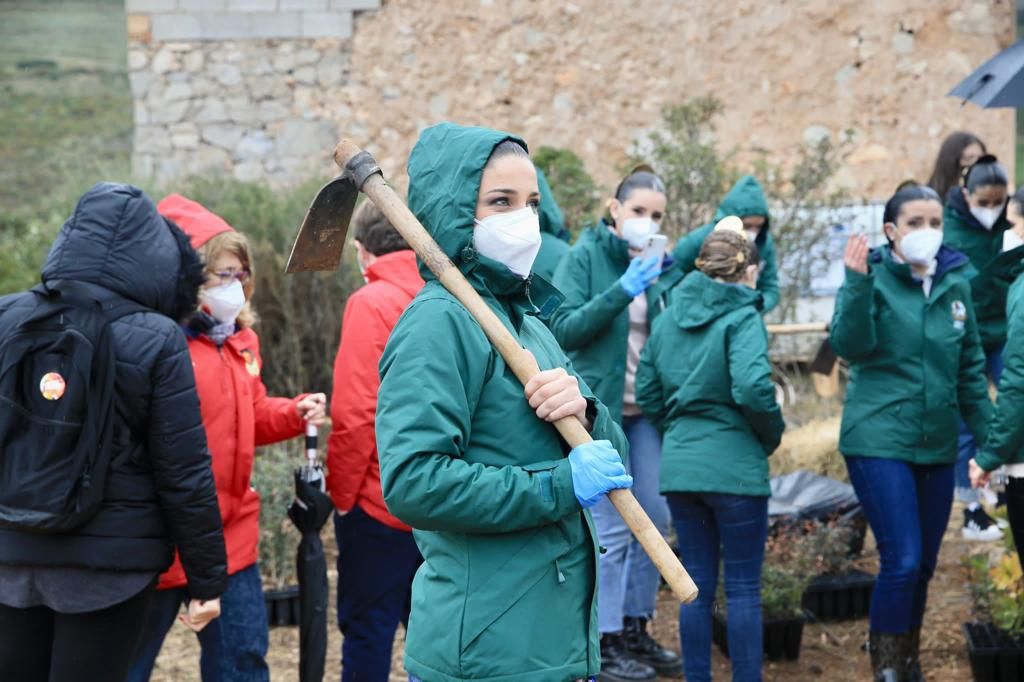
[0,183,228,682]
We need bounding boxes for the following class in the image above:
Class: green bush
[251,443,303,590]
[532,146,600,240]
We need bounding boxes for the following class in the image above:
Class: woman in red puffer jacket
[127,194,327,682]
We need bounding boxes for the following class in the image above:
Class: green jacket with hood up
[943,188,1024,352]
[672,175,780,313]
[636,271,784,497]
[978,273,1024,470]
[548,223,685,423]
[533,167,571,282]
[829,246,992,464]
[375,122,628,682]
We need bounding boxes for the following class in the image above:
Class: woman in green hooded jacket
[672,175,780,314]
[375,122,632,682]
[943,155,1018,538]
[830,184,992,680]
[549,169,684,681]
[972,187,1024,571]
[636,227,784,682]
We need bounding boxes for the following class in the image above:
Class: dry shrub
[770,416,846,482]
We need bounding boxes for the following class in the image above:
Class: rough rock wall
[341,0,1016,199]
[129,0,1017,200]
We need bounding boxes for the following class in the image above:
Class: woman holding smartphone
[550,168,683,681]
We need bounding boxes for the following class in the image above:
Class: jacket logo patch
[240,349,260,377]
[39,372,66,401]
[952,300,966,330]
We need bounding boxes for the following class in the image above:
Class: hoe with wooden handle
[286,140,698,604]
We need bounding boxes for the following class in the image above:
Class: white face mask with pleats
[473,207,542,279]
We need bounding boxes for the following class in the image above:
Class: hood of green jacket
[407,122,531,294]
[715,175,771,237]
[672,270,763,329]
[536,167,569,241]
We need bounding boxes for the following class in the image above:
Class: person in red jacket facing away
[328,200,424,681]
[127,195,327,682]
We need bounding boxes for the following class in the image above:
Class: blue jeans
[592,414,670,632]
[956,347,1003,502]
[335,507,421,682]
[126,563,269,682]
[844,456,954,633]
[667,493,767,682]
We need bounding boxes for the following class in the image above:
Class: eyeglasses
[210,269,251,285]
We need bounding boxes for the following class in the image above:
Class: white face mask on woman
[473,206,542,279]
[897,227,943,266]
[971,206,1001,230]
[620,217,659,249]
[200,280,246,325]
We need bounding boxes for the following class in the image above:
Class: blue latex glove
[618,256,662,297]
[568,440,633,509]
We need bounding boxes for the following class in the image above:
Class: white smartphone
[640,234,669,264]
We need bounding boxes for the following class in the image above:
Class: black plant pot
[263,586,301,627]
[964,622,1024,682]
[712,610,804,661]
[802,570,875,622]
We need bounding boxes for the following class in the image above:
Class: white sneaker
[963,507,1004,541]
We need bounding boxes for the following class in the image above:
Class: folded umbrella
[949,39,1024,108]
[287,423,333,682]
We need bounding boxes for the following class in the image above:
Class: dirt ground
[152,503,981,682]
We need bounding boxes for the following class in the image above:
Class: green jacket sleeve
[728,311,785,453]
[549,247,633,352]
[376,298,581,534]
[829,268,877,362]
[958,291,994,446]
[635,321,667,432]
[979,292,1024,470]
[671,230,702,274]
[757,235,780,313]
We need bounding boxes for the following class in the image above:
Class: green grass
[0,0,132,220]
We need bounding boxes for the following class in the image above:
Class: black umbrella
[287,423,333,682]
[949,39,1024,108]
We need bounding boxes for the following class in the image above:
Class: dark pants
[335,507,422,682]
[844,456,954,633]
[1007,477,1024,571]
[667,492,768,682]
[0,585,154,682]
[126,563,269,682]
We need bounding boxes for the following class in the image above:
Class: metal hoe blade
[285,174,359,272]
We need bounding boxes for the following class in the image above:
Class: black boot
[869,631,906,682]
[622,616,683,678]
[599,632,656,682]
[905,627,923,682]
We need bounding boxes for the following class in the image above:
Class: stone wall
[126,0,375,183]
[128,0,1017,200]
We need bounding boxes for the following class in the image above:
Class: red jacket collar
[364,250,423,297]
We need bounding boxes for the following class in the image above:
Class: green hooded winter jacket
[943,189,1024,352]
[978,273,1024,470]
[672,175,780,313]
[375,122,628,682]
[548,223,685,423]
[635,271,784,496]
[533,166,571,282]
[830,246,992,464]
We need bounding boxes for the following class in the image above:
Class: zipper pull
[555,559,566,585]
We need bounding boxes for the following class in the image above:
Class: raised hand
[844,234,870,275]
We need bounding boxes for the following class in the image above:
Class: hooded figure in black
[0,183,227,682]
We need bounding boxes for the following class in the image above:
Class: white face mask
[745,228,760,242]
[1004,229,1024,253]
[620,217,659,249]
[897,227,943,266]
[473,207,542,279]
[970,206,1001,230]
[200,280,246,325]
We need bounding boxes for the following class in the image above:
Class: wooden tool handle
[766,322,829,335]
[334,140,698,603]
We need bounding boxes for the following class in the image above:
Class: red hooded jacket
[156,195,307,589]
[327,250,423,530]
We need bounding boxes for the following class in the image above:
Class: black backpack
[0,281,149,533]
